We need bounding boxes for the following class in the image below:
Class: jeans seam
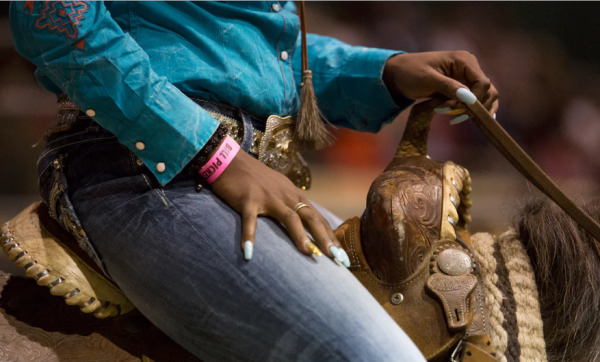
[157,190,299,326]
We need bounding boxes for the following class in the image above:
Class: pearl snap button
[272,3,280,11]
[85,109,96,117]
[156,162,166,173]
[135,141,146,151]
[280,51,289,61]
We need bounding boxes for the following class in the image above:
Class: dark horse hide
[469,197,600,362]
[516,198,600,361]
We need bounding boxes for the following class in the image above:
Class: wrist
[197,134,241,184]
[194,124,228,167]
[383,53,408,105]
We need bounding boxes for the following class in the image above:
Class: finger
[302,210,350,267]
[432,99,464,115]
[295,200,350,266]
[482,92,498,114]
[462,61,492,103]
[491,99,499,116]
[485,85,499,114]
[429,71,477,106]
[241,206,257,261]
[296,206,330,255]
[272,205,313,256]
[319,214,338,246]
[311,211,351,266]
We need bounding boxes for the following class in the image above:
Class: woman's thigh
[71,175,424,362]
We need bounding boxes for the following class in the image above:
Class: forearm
[10,1,219,185]
[291,33,413,133]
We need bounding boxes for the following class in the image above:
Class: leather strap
[299,2,308,72]
[459,335,498,362]
[466,101,600,255]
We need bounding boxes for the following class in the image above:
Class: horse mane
[516,197,600,361]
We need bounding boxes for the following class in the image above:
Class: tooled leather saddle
[334,100,497,361]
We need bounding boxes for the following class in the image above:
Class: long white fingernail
[456,88,477,105]
[243,240,253,261]
[450,114,469,125]
[339,249,351,268]
[434,107,452,114]
[493,113,497,119]
[329,246,344,265]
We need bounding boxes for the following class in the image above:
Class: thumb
[431,72,477,105]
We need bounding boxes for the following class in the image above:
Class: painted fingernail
[445,108,467,115]
[243,240,253,261]
[305,241,323,257]
[329,246,350,268]
[329,246,343,264]
[493,113,497,119]
[338,248,351,268]
[456,88,477,105]
[434,107,452,114]
[450,114,469,125]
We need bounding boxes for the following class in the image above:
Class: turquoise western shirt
[10,1,412,185]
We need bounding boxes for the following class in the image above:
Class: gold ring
[293,202,309,213]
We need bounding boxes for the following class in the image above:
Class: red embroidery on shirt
[74,38,85,50]
[23,1,34,14]
[35,1,88,39]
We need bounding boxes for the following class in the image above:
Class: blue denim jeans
[37,104,425,361]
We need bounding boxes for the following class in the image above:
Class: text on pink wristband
[198,135,241,184]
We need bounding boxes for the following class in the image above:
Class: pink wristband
[198,135,241,184]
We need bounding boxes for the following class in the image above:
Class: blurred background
[1,2,599,261]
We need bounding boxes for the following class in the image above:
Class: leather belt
[49,96,312,190]
[201,107,312,190]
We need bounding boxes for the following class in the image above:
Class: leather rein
[466,101,600,255]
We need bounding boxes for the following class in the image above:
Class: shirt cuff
[118,83,220,185]
[340,48,414,132]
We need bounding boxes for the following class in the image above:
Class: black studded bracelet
[190,124,229,173]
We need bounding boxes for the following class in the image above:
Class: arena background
[1,2,599,273]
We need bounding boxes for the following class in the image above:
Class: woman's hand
[383,51,499,115]
[211,150,350,266]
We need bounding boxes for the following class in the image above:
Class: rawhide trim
[1,202,134,318]
[441,162,472,241]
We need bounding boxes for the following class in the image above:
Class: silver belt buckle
[258,115,311,190]
[207,111,311,190]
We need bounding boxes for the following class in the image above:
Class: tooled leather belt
[49,95,312,190]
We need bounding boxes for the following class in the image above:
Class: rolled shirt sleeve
[292,32,414,133]
[10,1,219,185]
